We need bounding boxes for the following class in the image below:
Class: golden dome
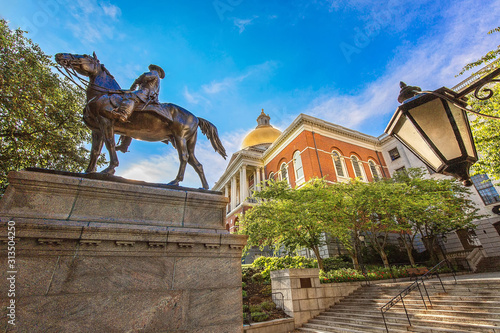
[241,110,282,149]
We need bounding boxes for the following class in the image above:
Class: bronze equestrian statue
[55,52,226,190]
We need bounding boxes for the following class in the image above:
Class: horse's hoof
[101,169,116,176]
[167,180,179,186]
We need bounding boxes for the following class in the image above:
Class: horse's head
[55,52,100,77]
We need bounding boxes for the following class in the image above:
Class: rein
[56,65,87,91]
[56,63,129,95]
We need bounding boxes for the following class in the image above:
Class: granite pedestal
[0,170,247,332]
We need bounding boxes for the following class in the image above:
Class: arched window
[332,151,346,178]
[268,172,274,181]
[293,151,304,182]
[351,155,365,181]
[279,162,289,184]
[368,160,381,180]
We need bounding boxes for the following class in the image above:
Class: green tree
[0,20,95,195]
[458,27,500,181]
[327,180,410,269]
[238,179,345,271]
[392,168,484,263]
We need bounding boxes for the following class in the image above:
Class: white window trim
[350,155,367,182]
[332,150,348,180]
[279,162,289,184]
[293,151,305,185]
[368,160,382,180]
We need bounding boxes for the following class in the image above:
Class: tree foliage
[392,168,484,261]
[0,19,96,195]
[238,179,341,270]
[240,170,483,272]
[457,26,500,181]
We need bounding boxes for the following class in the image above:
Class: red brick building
[214,110,500,266]
[213,111,389,232]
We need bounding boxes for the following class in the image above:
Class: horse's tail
[198,117,227,159]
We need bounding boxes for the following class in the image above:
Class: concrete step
[408,319,500,332]
[297,275,500,333]
[413,312,500,326]
[340,296,500,307]
[304,319,408,333]
[328,304,500,316]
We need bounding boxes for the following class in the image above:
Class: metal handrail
[379,259,456,333]
[272,292,284,310]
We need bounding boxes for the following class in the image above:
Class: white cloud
[302,0,500,132]
[65,0,123,43]
[233,17,258,33]
[101,3,121,20]
[183,60,278,107]
[201,73,249,94]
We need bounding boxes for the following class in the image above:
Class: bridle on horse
[55,56,127,95]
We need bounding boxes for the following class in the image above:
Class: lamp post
[385,67,500,186]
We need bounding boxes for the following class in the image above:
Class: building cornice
[213,150,265,191]
[263,113,384,162]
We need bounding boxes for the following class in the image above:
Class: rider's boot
[116,136,132,153]
[117,99,135,122]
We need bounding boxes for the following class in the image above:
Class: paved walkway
[441,271,500,282]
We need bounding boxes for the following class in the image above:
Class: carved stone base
[0,170,247,332]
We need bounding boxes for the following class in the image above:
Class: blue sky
[2,0,500,188]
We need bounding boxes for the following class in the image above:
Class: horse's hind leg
[167,136,188,186]
[187,133,209,190]
[86,130,104,173]
[99,118,119,175]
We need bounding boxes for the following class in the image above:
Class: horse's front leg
[99,118,119,175]
[167,136,188,186]
[86,130,104,173]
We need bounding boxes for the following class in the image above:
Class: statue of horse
[55,52,226,190]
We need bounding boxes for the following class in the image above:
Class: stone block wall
[270,268,363,326]
[0,170,247,332]
[475,216,500,257]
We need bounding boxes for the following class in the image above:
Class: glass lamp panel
[408,98,462,161]
[448,101,476,158]
[392,113,442,170]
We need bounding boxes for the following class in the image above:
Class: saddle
[108,94,173,123]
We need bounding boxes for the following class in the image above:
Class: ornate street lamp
[385,68,500,186]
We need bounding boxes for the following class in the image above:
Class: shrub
[249,304,262,313]
[260,301,276,311]
[320,268,365,283]
[243,304,249,312]
[242,290,247,298]
[251,256,318,283]
[242,266,263,283]
[242,282,247,289]
[262,285,272,296]
[251,311,269,322]
[322,256,353,272]
[319,265,428,283]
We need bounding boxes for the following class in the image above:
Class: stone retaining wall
[271,268,364,326]
[243,318,295,333]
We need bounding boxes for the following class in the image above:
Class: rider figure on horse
[115,64,165,153]
[118,64,165,122]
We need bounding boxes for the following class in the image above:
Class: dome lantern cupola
[241,109,282,149]
[256,109,271,127]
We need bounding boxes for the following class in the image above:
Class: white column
[240,165,247,203]
[224,184,229,211]
[261,168,266,189]
[231,176,237,210]
[256,167,261,192]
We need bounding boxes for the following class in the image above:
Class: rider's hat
[149,64,165,79]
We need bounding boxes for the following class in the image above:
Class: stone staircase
[296,276,500,333]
